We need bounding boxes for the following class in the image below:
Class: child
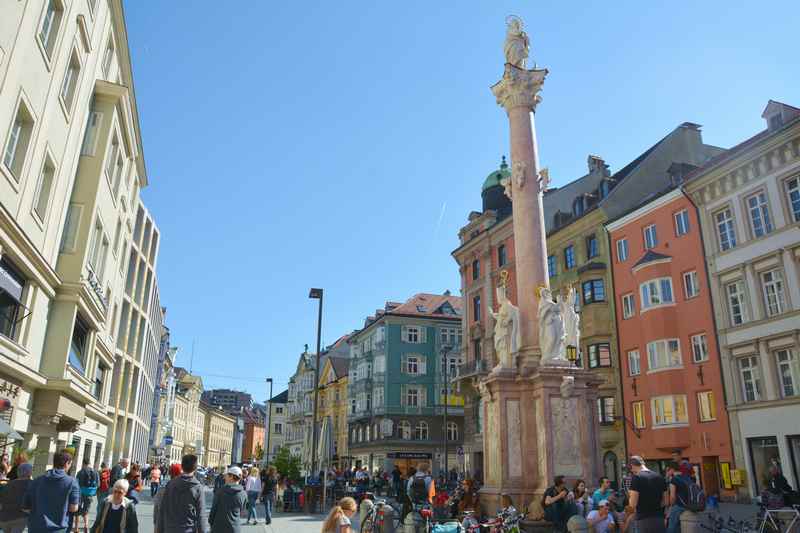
[322,497,357,533]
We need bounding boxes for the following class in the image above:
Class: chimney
[587,155,609,176]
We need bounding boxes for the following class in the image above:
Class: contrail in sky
[434,202,447,240]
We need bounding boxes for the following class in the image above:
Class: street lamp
[440,345,452,477]
[265,378,273,465]
[309,288,323,475]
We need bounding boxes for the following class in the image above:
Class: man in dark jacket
[0,462,33,533]
[209,467,247,533]
[23,450,80,533]
[157,454,208,533]
[110,458,129,485]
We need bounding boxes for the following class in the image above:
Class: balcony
[457,359,489,380]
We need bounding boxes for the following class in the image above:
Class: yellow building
[202,403,235,468]
[317,356,349,468]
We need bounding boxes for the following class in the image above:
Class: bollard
[680,510,710,533]
[567,515,589,533]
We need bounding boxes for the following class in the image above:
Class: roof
[633,250,672,269]
[386,293,462,318]
[269,389,289,404]
[329,356,350,379]
[482,156,510,192]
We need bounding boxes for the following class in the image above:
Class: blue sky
[124,1,798,400]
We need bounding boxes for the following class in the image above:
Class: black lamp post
[265,377,273,465]
[309,288,323,475]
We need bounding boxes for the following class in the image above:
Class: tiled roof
[633,250,672,269]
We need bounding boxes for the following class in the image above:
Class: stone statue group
[491,284,580,372]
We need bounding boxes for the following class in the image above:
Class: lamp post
[440,345,452,477]
[264,377,273,465]
[309,288,323,475]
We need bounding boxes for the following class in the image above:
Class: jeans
[637,515,667,533]
[247,490,260,521]
[263,492,274,524]
[0,518,28,533]
[667,506,684,533]
[151,482,160,497]
[545,502,577,532]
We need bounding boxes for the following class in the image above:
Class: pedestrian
[90,479,139,533]
[260,466,277,525]
[153,464,182,533]
[23,449,81,533]
[0,453,9,478]
[592,477,614,509]
[244,466,262,524]
[75,458,100,533]
[97,463,112,509]
[391,465,402,500]
[321,496,357,533]
[586,499,616,533]
[7,451,28,480]
[627,455,667,533]
[0,462,33,533]
[150,464,162,498]
[664,462,688,533]
[110,459,129,486]
[543,475,576,532]
[125,464,143,505]
[569,479,590,517]
[156,455,207,533]
[209,466,247,533]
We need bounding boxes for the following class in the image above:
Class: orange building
[242,407,266,463]
[606,187,734,496]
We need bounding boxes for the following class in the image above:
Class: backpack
[100,470,110,492]
[678,478,706,512]
[411,476,429,504]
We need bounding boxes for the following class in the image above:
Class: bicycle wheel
[361,516,374,533]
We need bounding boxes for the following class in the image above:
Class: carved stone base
[542,358,572,368]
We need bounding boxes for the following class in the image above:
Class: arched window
[604,451,619,488]
[415,421,429,440]
[399,420,411,440]
[447,422,458,441]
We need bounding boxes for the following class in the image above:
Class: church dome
[482,156,512,215]
[482,156,511,192]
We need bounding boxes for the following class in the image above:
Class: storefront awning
[0,419,23,440]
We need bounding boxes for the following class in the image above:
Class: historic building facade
[318,355,349,468]
[607,188,734,497]
[201,402,235,468]
[684,101,800,497]
[241,406,265,463]
[347,293,464,475]
[266,389,287,462]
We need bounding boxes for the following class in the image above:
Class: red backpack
[99,469,111,492]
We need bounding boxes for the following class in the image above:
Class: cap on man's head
[598,499,609,508]
[226,466,243,479]
[629,455,644,467]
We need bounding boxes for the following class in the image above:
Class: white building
[685,100,800,498]
[266,390,287,461]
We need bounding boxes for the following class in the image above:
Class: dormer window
[573,197,585,217]
[768,114,784,131]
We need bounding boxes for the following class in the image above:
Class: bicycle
[753,503,800,533]
[361,499,401,533]
[700,513,756,533]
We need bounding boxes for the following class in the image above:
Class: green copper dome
[482,156,510,192]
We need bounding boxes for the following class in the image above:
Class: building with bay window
[346,293,463,475]
[684,101,800,498]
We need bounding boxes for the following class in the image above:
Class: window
[3,100,35,179]
[573,197,585,216]
[628,350,641,376]
[588,343,611,368]
[38,0,64,59]
[406,387,419,407]
[102,37,115,78]
[105,135,119,184]
[350,398,356,414]
[473,339,481,361]
[472,295,481,322]
[0,259,25,340]
[275,406,283,414]
[112,151,125,198]
[586,234,598,259]
[697,391,716,422]
[274,423,282,434]
[447,421,458,441]
[472,259,480,280]
[404,326,421,343]
[647,339,682,371]
[547,255,556,277]
[691,334,709,363]
[632,401,645,428]
[33,155,56,220]
[622,294,635,319]
[640,277,674,309]
[399,420,411,440]
[674,210,690,236]
[725,281,748,326]
[683,271,699,299]
[93,363,107,400]
[643,224,657,249]
[406,356,419,375]
[81,111,103,156]
[715,208,737,251]
[776,349,798,398]
[564,245,575,269]
[60,49,80,111]
[651,395,688,426]
[739,356,762,402]
[616,238,628,262]
[440,327,461,347]
[785,176,800,223]
[498,244,507,267]
[415,421,428,440]
[68,315,90,374]
[761,269,786,316]
[597,397,615,424]
[582,279,605,304]
[746,191,773,238]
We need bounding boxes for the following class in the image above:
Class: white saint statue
[503,16,530,68]
[561,286,580,356]
[490,286,521,371]
[538,287,568,365]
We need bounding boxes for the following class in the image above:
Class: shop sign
[731,469,745,486]
[720,462,733,490]
[387,452,432,459]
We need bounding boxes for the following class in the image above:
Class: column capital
[491,64,548,112]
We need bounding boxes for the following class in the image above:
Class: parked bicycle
[361,499,401,533]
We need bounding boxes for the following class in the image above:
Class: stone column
[491,64,549,368]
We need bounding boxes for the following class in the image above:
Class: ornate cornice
[491,63,548,112]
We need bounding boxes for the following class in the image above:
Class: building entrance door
[702,457,720,495]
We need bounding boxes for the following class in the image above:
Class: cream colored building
[0,0,160,470]
[685,101,800,498]
[265,390,287,462]
[169,368,203,465]
[202,403,235,468]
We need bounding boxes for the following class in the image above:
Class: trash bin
[380,504,397,533]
